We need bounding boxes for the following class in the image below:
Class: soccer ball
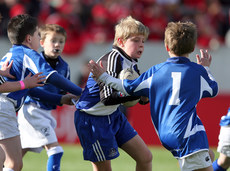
[118,68,140,107]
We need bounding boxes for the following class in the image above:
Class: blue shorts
[74,109,137,162]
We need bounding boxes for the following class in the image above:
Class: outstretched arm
[0,72,45,93]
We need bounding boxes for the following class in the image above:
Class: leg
[44,142,63,171]
[0,136,23,171]
[91,161,112,171]
[218,153,230,168]
[120,135,152,171]
[213,125,230,171]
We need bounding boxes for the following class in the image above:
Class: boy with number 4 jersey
[89,21,218,171]
[0,14,82,171]
[18,24,75,171]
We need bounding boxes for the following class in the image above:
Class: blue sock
[213,159,226,171]
[47,146,64,171]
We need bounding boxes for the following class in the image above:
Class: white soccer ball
[118,68,140,107]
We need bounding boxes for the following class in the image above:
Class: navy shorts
[74,109,137,162]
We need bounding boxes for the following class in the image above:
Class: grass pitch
[22,144,218,171]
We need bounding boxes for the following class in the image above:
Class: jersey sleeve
[28,87,62,105]
[98,55,138,105]
[200,66,218,99]
[98,67,154,98]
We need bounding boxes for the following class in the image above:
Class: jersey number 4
[169,72,181,105]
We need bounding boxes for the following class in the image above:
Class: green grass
[22,144,219,171]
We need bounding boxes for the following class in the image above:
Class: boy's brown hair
[113,16,149,46]
[164,21,197,56]
[7,14,38,45]
[39,24,67,42]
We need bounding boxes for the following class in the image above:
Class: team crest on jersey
[41,127,50,136]
[108,148,117,157]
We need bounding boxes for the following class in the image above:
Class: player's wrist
[19,80,26,90]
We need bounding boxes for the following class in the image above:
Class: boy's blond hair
[164,21,197,56]
[39,24,67,42]
[113,16,149,46]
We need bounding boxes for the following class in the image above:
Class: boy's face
[121,35,145,59]
[40,31,66,59]
[30,27,40,51]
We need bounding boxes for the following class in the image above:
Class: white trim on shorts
[178,150,212,171]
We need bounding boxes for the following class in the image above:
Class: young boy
[75,16,152,171]
[0,56,46,171]
[17,24,73,171]
[0,13,46,171]
[89,21,218,171]
[213,107,230,171]
[0,14,82,171]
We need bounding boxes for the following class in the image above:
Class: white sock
[3,168,14,171]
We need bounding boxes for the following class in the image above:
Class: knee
[218,156,230,169]
[4,158,23,171]
[139,150,153,165]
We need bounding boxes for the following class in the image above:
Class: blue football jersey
[24,52,70,110]
[100,57,218,158]
[0,45,56,111]
[77,46,140,116]
[219,107,230,126]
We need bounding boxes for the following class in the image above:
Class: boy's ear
[165,44,170,52]
[118,38,124,47]
[40,39,44,47]
[26,35,32,43]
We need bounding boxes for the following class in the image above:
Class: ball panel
[118,68,140,107]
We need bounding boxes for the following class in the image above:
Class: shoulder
[188,61,208,75]
[58,56,69,66]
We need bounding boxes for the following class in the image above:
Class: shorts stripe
[92,140,106,161]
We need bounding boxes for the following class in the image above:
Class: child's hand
[60,94,79,105]
[88,60,105,79]
[0,60,16,79]
[196,49,212,67]
[23,72,46,89]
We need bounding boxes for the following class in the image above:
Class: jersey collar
[167,56,191,63]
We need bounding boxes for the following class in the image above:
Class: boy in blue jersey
[0,57,46,171]
[213,107,230,171]
[0,14,82,171]
[0,14,46,171]
[75,16,152,171]
[89,21,218,171]
[17,24,75,171]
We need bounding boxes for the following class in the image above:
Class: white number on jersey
[169,72,181,105]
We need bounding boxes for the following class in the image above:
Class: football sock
[213,159,226,171]
[47,146,64,171]
[3,168,14,171]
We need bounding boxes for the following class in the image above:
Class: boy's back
[144,56,218,157]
